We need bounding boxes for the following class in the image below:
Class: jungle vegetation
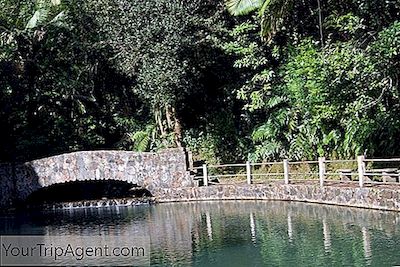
[1,0,400,163]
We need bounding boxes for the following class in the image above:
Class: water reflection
[205,211,213,241]
[287,211,293,243]
[362,226,372,265]
[250,212,256,244]
[1,201,400,266]
[322,218,331,253]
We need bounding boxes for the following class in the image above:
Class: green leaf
[49,11,65,24]
[25,9,49,29]
[26,10,41,29]
[225,0,264,16]
[129,125,156,152]
[51,0,61,6]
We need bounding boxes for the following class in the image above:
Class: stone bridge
[0,148,194,207]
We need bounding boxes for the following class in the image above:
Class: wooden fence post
[318,157,326,187]
[246,161,252,185]
[283,159,290,184]
[357,155,365,188]
[203,164,208,186]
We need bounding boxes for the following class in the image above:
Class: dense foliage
[223,0,400,161]
[1,0,400,163]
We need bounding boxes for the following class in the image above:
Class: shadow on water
[2,162,152,209]
[25,180,152,205]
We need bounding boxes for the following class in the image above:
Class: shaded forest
[1,0,400,163]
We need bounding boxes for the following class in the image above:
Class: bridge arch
[0,148,193,206]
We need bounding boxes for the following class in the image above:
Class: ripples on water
[1,201,400,266]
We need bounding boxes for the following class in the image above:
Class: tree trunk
[165,105,173,129]
[171,107,182,147]
[155,108,165,137]
[317,0,324,47]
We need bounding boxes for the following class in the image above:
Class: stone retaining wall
[153,183,400,212]
[0,163,14,207]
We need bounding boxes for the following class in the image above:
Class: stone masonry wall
[0,163,14,207]
[0,148,193,207]
[2,147,400,212]
[154,183,400,212]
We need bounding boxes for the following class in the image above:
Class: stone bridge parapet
[0,148,193,207]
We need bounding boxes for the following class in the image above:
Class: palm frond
[260,0,294,41]
[25,0,66,30]
[225,0,264,16]
[26,9,49,29]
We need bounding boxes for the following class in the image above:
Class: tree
[225,0,294,41]
[0,0,149,161]
[85,0,244,156]
[223,14,400,161]
[0,0,244,163]
[225,0,324,44]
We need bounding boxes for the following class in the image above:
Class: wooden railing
[190,156,400,188]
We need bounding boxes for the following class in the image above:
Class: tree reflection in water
[1,201,399,266]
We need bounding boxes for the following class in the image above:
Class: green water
[1,201,399,266]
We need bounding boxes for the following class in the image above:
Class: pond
[1,201,400,266]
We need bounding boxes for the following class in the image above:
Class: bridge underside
[25,180,152,205]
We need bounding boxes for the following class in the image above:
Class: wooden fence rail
[191,155,400,188]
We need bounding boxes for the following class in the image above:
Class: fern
[252,122,276,142]
[129,125,155,152]
[265,95,286,109]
